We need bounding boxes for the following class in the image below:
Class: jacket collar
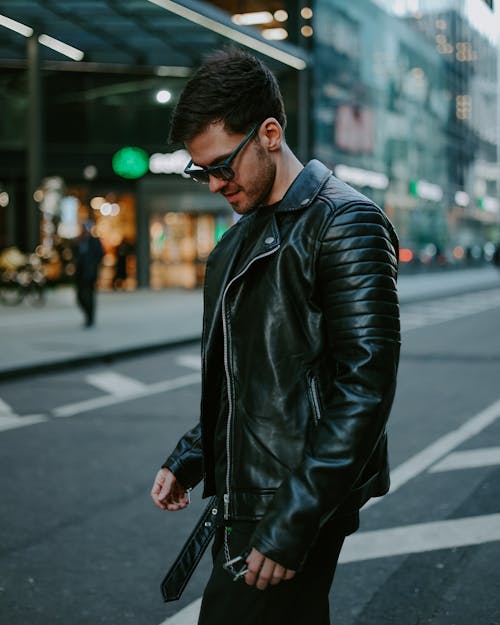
[204,159,332,303]
[276,159,332,213]
[226,159,331,275]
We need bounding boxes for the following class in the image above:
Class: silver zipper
[309,376,322,425]
[221,245,280,522]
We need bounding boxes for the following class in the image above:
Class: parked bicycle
[0,257,47,306]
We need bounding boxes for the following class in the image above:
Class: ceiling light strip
[146,0,306,70]
[0,13,34,36]
[38,34,84,61]
[0,13,84,61]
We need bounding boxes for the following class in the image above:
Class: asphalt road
[1,288,500,625]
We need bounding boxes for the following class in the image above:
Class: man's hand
[245,548,295,590]
[151,468,189,511]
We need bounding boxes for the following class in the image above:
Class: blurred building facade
[314,0,499,268]
[0,0,498,288]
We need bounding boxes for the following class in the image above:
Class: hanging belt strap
[160,496,218,602]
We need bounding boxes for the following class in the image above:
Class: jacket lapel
[201,217,249,362]
[231,210,280,279]
[202,210,280,370]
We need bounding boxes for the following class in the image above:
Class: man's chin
[225,197,246,214]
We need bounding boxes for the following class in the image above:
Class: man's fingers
[269,564,285,585]
[158,474,174,500]
[255,558,275,590]
[244,549,296,589]
[151,471,168,509]
[245,549,264,587]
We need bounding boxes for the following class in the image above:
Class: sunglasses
[184,125,259,184]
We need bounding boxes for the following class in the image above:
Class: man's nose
[208,175,228,194]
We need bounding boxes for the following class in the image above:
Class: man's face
[185,122,276,215]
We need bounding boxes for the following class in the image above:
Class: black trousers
[76,282,96,326]
[197,522,346,625]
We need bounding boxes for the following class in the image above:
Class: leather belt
[161,496,218,602]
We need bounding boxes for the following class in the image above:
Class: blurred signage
[112,147,149,179]
[149,150,190,175]
[409,180,443,202]
[58,196,79,238]
[454,191,470,207]
[335,105,374,153]
[335,164,389,189]
[477,196,499,212]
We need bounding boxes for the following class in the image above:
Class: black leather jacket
[164,160,400,570]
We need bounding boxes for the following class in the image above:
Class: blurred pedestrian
[493,243,500,270]
[112,237,132,290]
[151,48,400,625]
[73,220,104,327]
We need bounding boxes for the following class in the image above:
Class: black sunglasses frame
[184,124,259,184]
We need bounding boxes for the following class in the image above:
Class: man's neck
[267,146,304,206]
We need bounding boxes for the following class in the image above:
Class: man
[73,220,104,327]
[151,47,400,624]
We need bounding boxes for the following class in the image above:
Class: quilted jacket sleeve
[250,202,401,570]
[162,423,204,490]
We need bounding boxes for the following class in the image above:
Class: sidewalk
[0,265,498,379]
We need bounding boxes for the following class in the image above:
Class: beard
[233,144,276,214]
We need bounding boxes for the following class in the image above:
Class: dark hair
[169,47,287,144]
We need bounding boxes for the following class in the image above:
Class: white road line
[0,414,48,432]
[388,396,500,496]
[85,371,147,396]
[0,397,13,413]
[429,447,500,472]
[402,288,500,331]
[52,372,200,418]
[0,397,47,431]
[339,513,500,563]
[158,598,202,625]
[176,355,202,371]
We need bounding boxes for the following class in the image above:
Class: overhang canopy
[0,0,308,71]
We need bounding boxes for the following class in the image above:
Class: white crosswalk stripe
[159,599,202,625]
[0,397,47,432]
[340,513,500,563]
[176,355,202,370]
[402,288,500,331]
[52,372,200,418]
[86,371,147,396]
[429,446,500,472]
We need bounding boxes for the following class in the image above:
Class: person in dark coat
[112,237,133,290]
[74,220,104,327]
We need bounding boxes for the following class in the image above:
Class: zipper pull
[223,493,230,520]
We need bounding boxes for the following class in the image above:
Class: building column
[287,0,311,162]
[297,66,311,162]
[26,33,42,252]
[136,182,150,288]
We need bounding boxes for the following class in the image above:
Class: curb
[0,335,201,381]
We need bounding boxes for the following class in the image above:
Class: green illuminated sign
[112,147,149,179]
[215,221,230,243]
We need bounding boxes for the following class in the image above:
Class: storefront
[136,175,234,289]
[32,168,235,291]
[36,179,138,290]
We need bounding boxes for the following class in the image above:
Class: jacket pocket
[307,374,322,426]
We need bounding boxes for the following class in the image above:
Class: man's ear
[258,118,283,152]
